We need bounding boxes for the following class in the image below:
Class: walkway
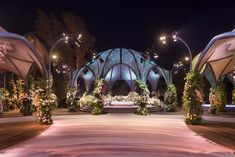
[0,114,234,157]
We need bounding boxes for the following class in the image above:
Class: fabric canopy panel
[147,70,160,91]
[0,28,48,80]
[25,33,49,66]
[195,31,235,81]
[208,57,235,80]
[104,64,137,91]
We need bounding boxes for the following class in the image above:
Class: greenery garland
[209,84,226,115]
[183,71,204,125]
[135,80,150,116]
[164,84,177,112]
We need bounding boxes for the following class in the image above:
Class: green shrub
[134,80,150,116]
[79,94,102,115]
[79,78,104,115]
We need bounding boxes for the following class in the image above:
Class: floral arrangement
[0,88,10,111]
[30,80,57,125]
[135,80,150,115]
[8,79,26,110]
[66,87,79,112]
[209,84,226,115]
[127,92,139,101]
[79,93,102,115]
[20,93,33,116]
[183,71,204,125]
[103,92,139,103]
[232,88,235,105]
[1,79,33,115]
[102,94,112,105]
[79,78,104,115]
[164,84,177,112]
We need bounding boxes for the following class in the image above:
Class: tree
[34,10,95,70]
[34,10,96,102]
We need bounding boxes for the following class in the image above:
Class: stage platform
[80,101,159,113]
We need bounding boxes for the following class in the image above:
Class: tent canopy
[195,31,235,83]
[0,27,48,80]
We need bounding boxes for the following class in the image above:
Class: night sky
[1,0,235,69]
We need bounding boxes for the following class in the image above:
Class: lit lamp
[185,56,189,61]
[159,36,167,45]
[159,32,192,71]
[52,54,57,60]
[170,61,184,83]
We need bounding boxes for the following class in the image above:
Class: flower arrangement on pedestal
[183,71,204,125]
[209,84,226,115]
[30,80,57,125]
[79,78,104,115]
[164,84,177,112]
[135,80,150,116]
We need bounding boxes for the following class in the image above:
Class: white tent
[195,31,235,83]
[0,26,48,80]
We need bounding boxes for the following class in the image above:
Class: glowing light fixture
[52,54,57,59]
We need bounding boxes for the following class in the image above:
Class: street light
[153,53,159,59]
[170,61,184,84]
[159,32,192,71]
[185,56,189,61]
[47,33,82,91]
[52,54,58,60]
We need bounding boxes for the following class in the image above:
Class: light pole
[47,34,82,91]
[160,32,193,71]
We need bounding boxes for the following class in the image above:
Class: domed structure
[71,48,170,95]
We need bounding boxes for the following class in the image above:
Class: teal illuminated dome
[71,48,170,95]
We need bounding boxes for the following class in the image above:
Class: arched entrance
[112,80,131,96]
[156,77,167,100]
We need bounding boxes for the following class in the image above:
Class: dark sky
[1,0,235,69]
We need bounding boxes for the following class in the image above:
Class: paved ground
[0,114,235,157]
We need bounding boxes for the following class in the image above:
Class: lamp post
[160,32,192,71]
[47,34,82,91]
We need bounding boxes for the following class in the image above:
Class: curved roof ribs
[0,29,48,80]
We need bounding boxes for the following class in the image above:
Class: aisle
[0,114,234,157]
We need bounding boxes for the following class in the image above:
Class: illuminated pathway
[0,114,234,157]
